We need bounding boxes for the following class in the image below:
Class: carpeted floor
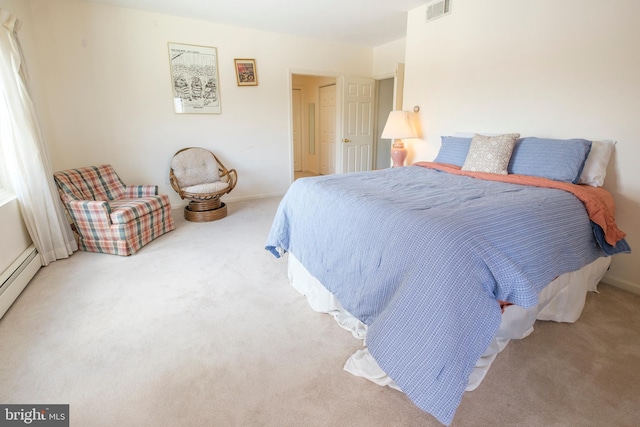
[0,196,638,426]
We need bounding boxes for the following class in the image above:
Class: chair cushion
[109,195,171,224]
[171,148,221,187]
[182,181,230,194]
[54,165,126,202]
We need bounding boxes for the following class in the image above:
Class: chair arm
[169,170,186,199]
[221,168,238,193]
[125,185,158,198]
[66,200,113,227]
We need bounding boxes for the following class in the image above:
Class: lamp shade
[381,111,417,139]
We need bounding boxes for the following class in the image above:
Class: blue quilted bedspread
[265,165,618,425]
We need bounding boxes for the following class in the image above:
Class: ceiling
[84,0,427,47]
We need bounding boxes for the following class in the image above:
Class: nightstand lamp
[381,110,418,167]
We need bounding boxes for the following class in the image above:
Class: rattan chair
[169,147,238,221]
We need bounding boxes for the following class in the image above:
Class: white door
[319,85,336,175]
[341,76,375,173]
[292,88,302,172]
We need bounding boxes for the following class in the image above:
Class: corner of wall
[601,273,640,296]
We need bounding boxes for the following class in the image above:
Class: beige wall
[403,0,640,292]
[25,0,374,207]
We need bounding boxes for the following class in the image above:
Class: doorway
[290,71,396,179]
[291,74,337,179]
[375,78,394,169]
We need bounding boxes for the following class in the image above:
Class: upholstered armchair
[53,165,175,256]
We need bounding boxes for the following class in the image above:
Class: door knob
[342,138,350,143]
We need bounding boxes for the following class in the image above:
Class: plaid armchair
[53,165,175,256]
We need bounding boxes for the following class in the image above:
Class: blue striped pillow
[434,136,472,166]
[508,137,592,183]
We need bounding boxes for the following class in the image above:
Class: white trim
[601,274,640,296]
[373,72,394,80]
[0,188,17,208]
[224,192,285,202]
[0,245,41,319]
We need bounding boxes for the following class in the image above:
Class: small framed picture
[234,58,258,86]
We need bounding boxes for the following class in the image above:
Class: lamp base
[390,141,407,167]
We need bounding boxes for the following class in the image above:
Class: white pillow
[578,140,616,187]
[461,133,520,175]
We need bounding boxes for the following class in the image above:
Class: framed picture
[168,42,221,114]
[234,58,258,86]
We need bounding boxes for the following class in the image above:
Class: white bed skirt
[287,254,611,392]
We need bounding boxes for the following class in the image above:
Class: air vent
[426,0,451,22]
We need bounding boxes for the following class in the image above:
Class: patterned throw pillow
[461,133,520,174]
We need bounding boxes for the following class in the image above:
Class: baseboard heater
[0,244,41,319]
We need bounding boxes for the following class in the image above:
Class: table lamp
[381,110,418,167]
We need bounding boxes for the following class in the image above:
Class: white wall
[27,0,373,207]
[403,0,640,292]
[372,38,406,79]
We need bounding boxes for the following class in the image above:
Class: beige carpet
[0,196,638,426]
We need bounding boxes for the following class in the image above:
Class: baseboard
[0,245,41,319]
[224,192,285,203]
[171,193,285,212]
[601,273,640,296]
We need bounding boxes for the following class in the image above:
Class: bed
[265,134,630,425]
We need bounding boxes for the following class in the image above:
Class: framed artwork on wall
[168,42,221,114]
[234,58,258,86]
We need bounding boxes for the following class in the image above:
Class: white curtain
[0,9,77,265]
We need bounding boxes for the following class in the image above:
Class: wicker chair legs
[188,199,221,211]
[184,199,227,222]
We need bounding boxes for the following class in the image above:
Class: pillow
[508,137,592,183]
[171,148,221,187]
[578,140,616,187]
[461,133,520,174]
[434,136,472,166]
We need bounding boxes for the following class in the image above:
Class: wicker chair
[169,147,237,221]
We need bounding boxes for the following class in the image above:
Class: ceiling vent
[426,0,452,22]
